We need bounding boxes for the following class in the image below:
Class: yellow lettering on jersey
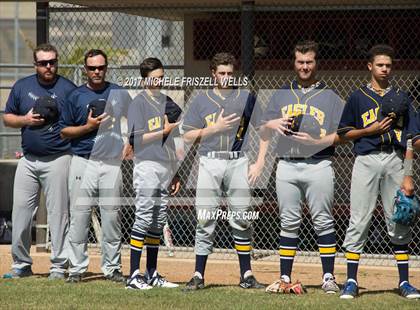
[205,113,217,127]
[361,107,379,127]
[148,116,161,131]
[394,129,402,142]
[281,105,292,117]
[320,128,327,138]
[281,104,307,117]
[293,104,307,116]
[281,104,325,126]
[309,106,325,125]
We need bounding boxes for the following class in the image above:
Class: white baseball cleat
[126,270,152,290]
[144,270,179,288]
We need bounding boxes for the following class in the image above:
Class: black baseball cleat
[105,270,126,283]
[66,274,82,283]
[239,275,265,289]
[183,275,205,291]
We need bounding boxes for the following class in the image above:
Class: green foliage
[59,43,129,82]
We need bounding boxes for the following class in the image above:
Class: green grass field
[0,277,419,310]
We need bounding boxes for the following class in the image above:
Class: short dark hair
[84,49,108,66]
[140,57,164,78]
[368,44,394,62]
[293,40,319,60]
[33,43,58,62]
[210,52,236,72]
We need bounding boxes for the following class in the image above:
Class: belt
[278,157,307,161]
[206,151,244,160]
[75,154,121,161]
[75,154,90,159]
[379,145,400,154]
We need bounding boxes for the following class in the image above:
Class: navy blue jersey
[60,82,131,158]
[262,80,344,159]
[5,74,76,156]
[128,91,181,162]
[182,88,262,155]
[338,86,420,155]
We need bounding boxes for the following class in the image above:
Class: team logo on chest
[281,104,325,125]
[361,107,379,127]
[148,116,162,131]
[205,113,217,127]
[28,92,39,101]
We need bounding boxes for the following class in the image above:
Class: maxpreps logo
[197,209,260,221]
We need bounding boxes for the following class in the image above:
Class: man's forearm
[254,126,272,166]
[61,124,94,139]
[142,130,165,144]
[3,113,27,128]
[342,128,370,141]
[317,133,338,146]
[183,126,218,144]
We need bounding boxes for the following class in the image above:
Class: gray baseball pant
[131,160,171,235]
[68,156,122,276]
[276,158,335,238]
[11,153,71,274]
[343,150,411,253]
[195,156,252,256]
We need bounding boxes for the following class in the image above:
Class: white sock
[281,274,291,283]
[243,270,253,279]
[348,278,357,285]
[193,271,203,279]
[323,272,334,282]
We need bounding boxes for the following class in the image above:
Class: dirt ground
[1,245,419,293]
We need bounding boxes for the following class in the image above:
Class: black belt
[379,145,400,154]
[277,155,310,160]
[206,151,244,160]
[75,154,120,161]
[75,154,90,159]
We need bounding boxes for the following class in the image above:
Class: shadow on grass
[359,288,399,297]
[181,283,231,292]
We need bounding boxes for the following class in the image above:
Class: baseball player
[249,41,344,294]
[337,44,420,299]
[2,44,75,279]
[60,49,130,283]
[126,57,181,290]
[183,52,264,290]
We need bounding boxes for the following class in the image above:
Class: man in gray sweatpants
[60,49,131,283]
[126,57,181,290]
[182,52,264,290]
[250,41,344,294]
[2,44,75,279]
[338,44,420,299]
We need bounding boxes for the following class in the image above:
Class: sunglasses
[86,65,107,71]
[35,59,58,67]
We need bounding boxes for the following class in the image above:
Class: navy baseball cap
[165,100,182,123]
[33,96,59,125]
[87,99,113,118]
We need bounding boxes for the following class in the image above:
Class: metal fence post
[241,1,255,79]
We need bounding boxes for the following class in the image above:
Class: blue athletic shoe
[399,281,420,299]
[3,267,33,279]
[340,280,358,299]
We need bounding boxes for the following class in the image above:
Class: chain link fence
[45,1,420,265]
